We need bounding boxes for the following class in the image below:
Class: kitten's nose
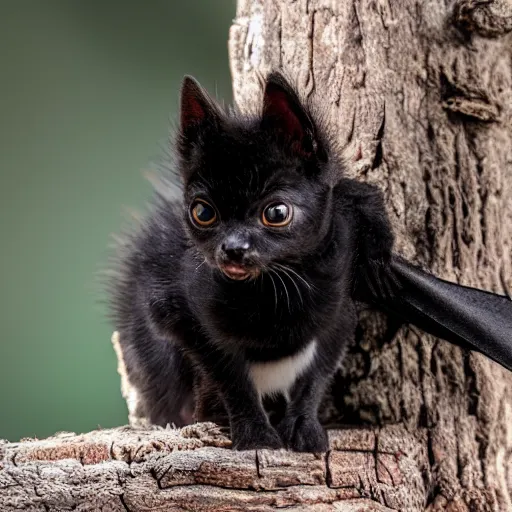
[221,235,251,262]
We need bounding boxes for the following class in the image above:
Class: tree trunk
[229,0,512,510]
[2,1,511,511]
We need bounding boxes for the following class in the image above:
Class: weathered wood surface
[1,423,426,511]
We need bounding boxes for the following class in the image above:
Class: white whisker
[195,258,207,271]
[267,271,278,313]
[270,268,290,313]
[274,263,313,291]
[273,264,303,306]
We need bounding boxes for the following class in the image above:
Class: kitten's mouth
[220,263,260,281]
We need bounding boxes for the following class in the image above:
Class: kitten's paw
[277,415,328,452]
[231,421,284,450]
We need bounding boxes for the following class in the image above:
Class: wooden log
[1,422,428,511]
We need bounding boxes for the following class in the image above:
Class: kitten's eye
[191,199,217,227]
[262,203,292,227]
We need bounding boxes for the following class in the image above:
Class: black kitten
[108,72,393,452]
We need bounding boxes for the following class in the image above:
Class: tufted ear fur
[179,76,221,133]
[261,72,321,160]
[177,75,224,173]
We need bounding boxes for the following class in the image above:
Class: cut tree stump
[0,422,427,511]
[2,0,512,510]
[0,333,427,511]
[0,332,430,511]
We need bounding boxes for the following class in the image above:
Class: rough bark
[228,0,512,510]
[0,422,427,511]
[2,1,511,511]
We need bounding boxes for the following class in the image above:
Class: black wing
[357,255,512,372]
[341,177,512,372]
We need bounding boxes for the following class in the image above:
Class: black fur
[108,72,512,453]
[108,72,393,452]
[371,256,512,372]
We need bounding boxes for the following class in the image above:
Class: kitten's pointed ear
[261,73,318,158]
[180,76,220,134]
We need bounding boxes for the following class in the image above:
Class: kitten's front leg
[190,341,284,450]
[277,329,353,452]
[148,297,282,450]
[276,371,330,452]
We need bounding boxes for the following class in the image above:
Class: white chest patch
[249,340,317,397]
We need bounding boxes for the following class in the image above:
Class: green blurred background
[0,1,234,441]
